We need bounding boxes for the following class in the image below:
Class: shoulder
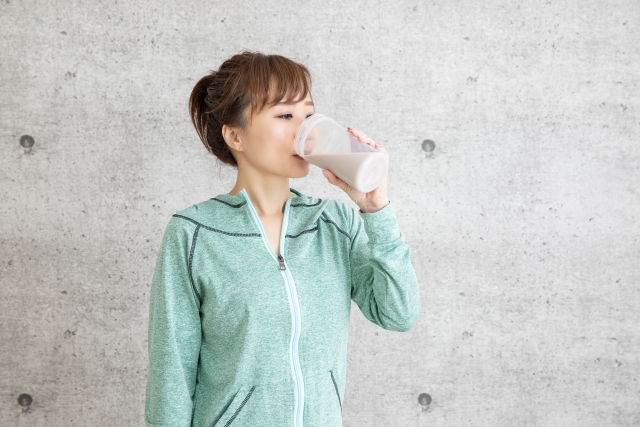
[169,196,231,230]
[173,199,210,222]
[150,199,215,246]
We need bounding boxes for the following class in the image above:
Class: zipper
[241,189,305,427]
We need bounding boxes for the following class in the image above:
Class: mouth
[293,154,304,159]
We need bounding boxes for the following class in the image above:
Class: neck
[229,182,293,217]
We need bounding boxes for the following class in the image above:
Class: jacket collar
[178,187,330,237]
[213,187,322,209]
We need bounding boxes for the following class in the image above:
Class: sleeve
[145,216,202,427]
[349,201,421,332]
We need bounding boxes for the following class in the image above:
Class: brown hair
[189,50,313,167]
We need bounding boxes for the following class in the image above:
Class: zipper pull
[277,254,286,270]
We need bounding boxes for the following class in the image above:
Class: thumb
[322,169,366,206]
[323,169,347,190]
[323,169,360,200]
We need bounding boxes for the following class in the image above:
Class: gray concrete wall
[1,0,638,425]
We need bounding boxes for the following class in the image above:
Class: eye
[278,113,314,120]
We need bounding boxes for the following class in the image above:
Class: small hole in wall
[18,393,33,407]
[421,139,435,153]
[418,392,432,407]
[20,135,35,149]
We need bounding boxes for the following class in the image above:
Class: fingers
[347,127,388,155]
[347,127,372,145]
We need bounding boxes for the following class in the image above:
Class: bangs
[244,53,313,120]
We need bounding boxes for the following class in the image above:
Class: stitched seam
[330,370,342,413]
[285,225,319,238]
[210,198,247,208]
[223,386,256,427]
[172,214,261,237]
[291,198,322,207]
[320,216,352,241]
[188,225,201,302]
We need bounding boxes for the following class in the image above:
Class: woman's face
[232,92,315,179]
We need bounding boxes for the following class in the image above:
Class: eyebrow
[276,100,314,106]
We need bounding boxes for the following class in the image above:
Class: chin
[289,163,310,178]
[291,169,310,179]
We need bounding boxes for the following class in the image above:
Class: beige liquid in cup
[302,152,388,193]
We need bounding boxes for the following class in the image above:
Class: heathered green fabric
[144,187,421,427]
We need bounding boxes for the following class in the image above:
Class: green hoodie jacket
[144,187,421,427]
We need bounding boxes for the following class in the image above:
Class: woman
[144,50,421,427]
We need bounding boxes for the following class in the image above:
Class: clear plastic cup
[294,114,388,193]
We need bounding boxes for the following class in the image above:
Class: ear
[222,124,245,153]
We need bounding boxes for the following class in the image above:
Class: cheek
[271,126,289,142]
[265,127,290,154]
[246,121,292,162]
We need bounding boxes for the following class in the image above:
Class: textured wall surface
[1,0,639,426]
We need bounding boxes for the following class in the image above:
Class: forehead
[273,98,314,107]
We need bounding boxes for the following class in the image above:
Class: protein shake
[294,114,388,193]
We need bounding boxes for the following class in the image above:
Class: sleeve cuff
[357,201,402,244]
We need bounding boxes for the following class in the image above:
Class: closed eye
[279,113,314,120]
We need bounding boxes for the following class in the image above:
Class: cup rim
[294,113,335,156]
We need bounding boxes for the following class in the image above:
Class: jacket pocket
[330,370,343,414]
[302,370,344,427]
[212,385,256,427]
[212,380,295,427]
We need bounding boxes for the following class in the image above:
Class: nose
[292,114,314,153]
[294,116,306,129]
[292,117,306,140]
